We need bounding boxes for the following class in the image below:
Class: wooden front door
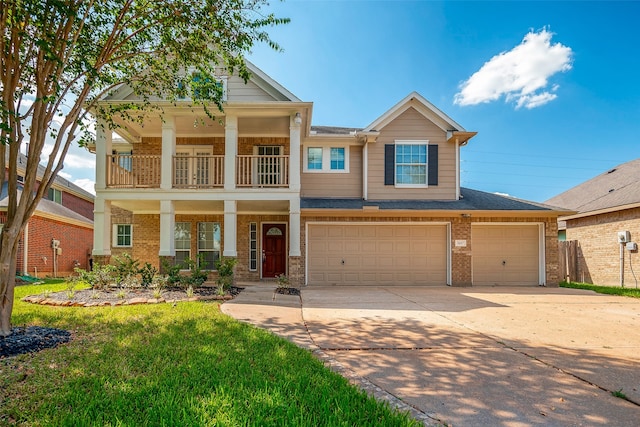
[262,224,286,278]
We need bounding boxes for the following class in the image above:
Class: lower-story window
[174,222,191,267]
[113,224,132,247]
[198,222,221,270]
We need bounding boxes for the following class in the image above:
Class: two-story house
[90,61,569,287]
[1,152,94,277]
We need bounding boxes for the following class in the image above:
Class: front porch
[92,201,303,286]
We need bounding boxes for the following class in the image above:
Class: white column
[289,197,301,256]
[159,200,175,256]
[223,200,237,257]
[92,198,111,256]
[95,117,112,191]
[289,115,301,191]
[161,116,176,190]
[224,115,237,190]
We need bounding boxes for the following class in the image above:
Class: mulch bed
[21,286,244,307]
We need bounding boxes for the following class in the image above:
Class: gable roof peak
[363,91,466,133]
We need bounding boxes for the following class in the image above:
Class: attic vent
[607,168,617,174]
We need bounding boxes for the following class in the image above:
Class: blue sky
[62,1,640,203]
[245,0,640,202]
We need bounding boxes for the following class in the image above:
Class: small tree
[0,0,288,336]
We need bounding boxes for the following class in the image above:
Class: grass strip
[561,281,640,298]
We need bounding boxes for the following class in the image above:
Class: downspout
[455,139,460,200]
[362,143,368,201]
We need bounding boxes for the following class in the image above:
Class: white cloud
[454,28,572,109]
[73,178,96,195]
[58,171,73,180]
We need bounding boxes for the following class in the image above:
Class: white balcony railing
[236,155,289,187]
[106,154,289,189]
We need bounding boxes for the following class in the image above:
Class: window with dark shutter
[428,144,438,186]
[384,144,395,185]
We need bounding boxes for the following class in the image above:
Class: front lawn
[1,283,418,426]
[561,281,640,298]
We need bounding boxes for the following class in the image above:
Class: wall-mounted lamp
[294,112,302,125]
[461,213,471,218]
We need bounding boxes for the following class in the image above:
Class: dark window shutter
[428,144,438,186]
[384,144,395,185]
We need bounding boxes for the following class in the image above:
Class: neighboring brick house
[0,153,94,277]
[89,61,569,287]
[546,159,640,286]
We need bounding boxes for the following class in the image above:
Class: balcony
[106,154,290,189]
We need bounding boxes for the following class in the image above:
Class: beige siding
[227,75,278,102]
[301,146,362,198]
[367,107,457,201]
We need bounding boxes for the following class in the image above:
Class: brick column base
[288,256,302,287]
[92,255,111,270]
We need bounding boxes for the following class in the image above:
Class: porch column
[92,198,111,256]
[161,116,176,190]
[95,117,112,191]
[289,114,301,191]
[224,115,238,190]
[159,200,175,256]
[223,200,237,257]
[289,197,301,256]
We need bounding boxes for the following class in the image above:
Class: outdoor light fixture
[294,112,302,125]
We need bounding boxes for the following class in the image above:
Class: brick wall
[18,216,92,277]
[60,190,94,220]
[566,207,640,286]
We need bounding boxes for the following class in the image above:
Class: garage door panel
[472,225,540,286]
[308,224,447,286]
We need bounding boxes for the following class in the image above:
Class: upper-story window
[177,72,227,102]
[48,188,62,204]
[304,146,349,173]
[395,141,427,187]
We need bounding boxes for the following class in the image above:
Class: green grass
[2,283,419,426]
[561,281,640,298]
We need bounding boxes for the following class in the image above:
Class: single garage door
[307,223,447,286]
[472,224,541,286]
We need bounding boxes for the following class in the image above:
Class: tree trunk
[0,232,20,337]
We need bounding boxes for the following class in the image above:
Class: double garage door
[307,222,542,286]
[307,223,448,286]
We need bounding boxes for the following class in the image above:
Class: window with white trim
[197,222,220,270]
[177,72,227,101]
[112,224,132,247]
[395,141,428,187]
[175,222,191,267]
[304,146,349,172]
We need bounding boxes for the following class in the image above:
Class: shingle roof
[302,187,566,212]
[10,152,94,201]
[0,189,93,226]
[545,158,640,213]
[310,126,362,135]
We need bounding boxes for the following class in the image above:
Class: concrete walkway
[222,285,640,426]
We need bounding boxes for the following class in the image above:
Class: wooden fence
[558,240,578,283]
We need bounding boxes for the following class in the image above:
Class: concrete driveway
[224,286,640,426]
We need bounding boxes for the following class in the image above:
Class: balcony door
[174,146,213,187]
